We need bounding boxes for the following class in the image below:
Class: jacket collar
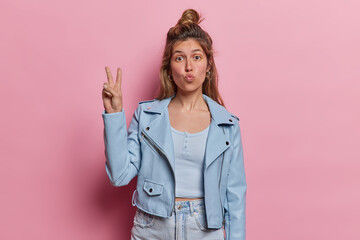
[143,93,234,126]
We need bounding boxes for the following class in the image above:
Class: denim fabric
[131,199,225,240]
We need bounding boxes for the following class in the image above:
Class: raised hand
[102,66,123,113]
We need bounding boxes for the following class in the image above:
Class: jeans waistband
[173,199,205,214]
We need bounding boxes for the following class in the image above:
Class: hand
[102,66,123,113]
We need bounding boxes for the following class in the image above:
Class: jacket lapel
[142,94,235,172]
[203,94,234,168]
[142,95,176,171]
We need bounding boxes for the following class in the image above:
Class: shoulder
[204,94,240,124]
[138,99,156,104]
[138,99,156,107]
[138,97,170,108]
[229,112,240,121]
[136,98,161,111]
[219,105,240,122]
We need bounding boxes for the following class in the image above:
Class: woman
[101,9,246,240]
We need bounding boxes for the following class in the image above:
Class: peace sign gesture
[102,66,123,113]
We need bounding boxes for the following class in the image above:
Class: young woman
[101,9,246,240]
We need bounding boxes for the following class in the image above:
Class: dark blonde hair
[155,9,225,107]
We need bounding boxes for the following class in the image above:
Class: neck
[171,91,208,112]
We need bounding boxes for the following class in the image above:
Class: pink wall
[1,0,359,239]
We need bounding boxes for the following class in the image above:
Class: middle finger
[115,68,122,88]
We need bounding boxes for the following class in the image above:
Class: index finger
[115,67,122,88]
[105,66,114,85]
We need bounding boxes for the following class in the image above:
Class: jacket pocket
[143,179,164,196]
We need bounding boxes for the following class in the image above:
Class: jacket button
[146,127,150,131]
[226,141,229,145]
[229,119,232,122]
[149,188,153,193]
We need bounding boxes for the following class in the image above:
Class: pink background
[1,0,359,239]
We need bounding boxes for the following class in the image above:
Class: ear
[206,57,212,72]
[206,65,211,72]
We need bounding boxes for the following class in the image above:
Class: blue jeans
[131,199,225,240]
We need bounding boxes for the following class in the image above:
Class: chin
[177,86,203,93]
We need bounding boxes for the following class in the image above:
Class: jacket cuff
[102,109,124,116]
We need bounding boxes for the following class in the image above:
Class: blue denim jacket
[102,94,246,240]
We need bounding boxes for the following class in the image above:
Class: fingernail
[103,83,108,88]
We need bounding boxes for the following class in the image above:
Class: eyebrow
[173,49,203,54]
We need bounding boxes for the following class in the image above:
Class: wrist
[105,108,123,114]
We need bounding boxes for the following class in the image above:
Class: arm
[224,122,247,240]
[102,104,141,186]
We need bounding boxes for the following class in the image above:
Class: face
[169,38,210,94]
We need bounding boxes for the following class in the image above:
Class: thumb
[103,83,116,97]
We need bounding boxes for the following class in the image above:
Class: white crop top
[171,125,209,198]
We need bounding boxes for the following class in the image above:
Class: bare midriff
[175,197,204,202]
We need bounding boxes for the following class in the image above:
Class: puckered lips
[185,74,194,82]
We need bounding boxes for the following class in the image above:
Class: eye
[194,55,201,60]
[175,56,184,61]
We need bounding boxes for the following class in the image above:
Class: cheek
[198,63,208,74]
[170,64,182,76]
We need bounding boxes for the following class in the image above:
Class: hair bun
[176,9,204,26]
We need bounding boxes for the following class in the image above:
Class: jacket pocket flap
[143,179,163,196]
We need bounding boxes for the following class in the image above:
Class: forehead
[172,39,204,54]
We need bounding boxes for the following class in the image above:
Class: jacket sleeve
[224,121,247,240]
[102,104,142,186]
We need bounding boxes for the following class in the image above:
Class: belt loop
[131,189,137,206]
[189,201,194,217]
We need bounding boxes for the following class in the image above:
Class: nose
[185,59,192,72]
